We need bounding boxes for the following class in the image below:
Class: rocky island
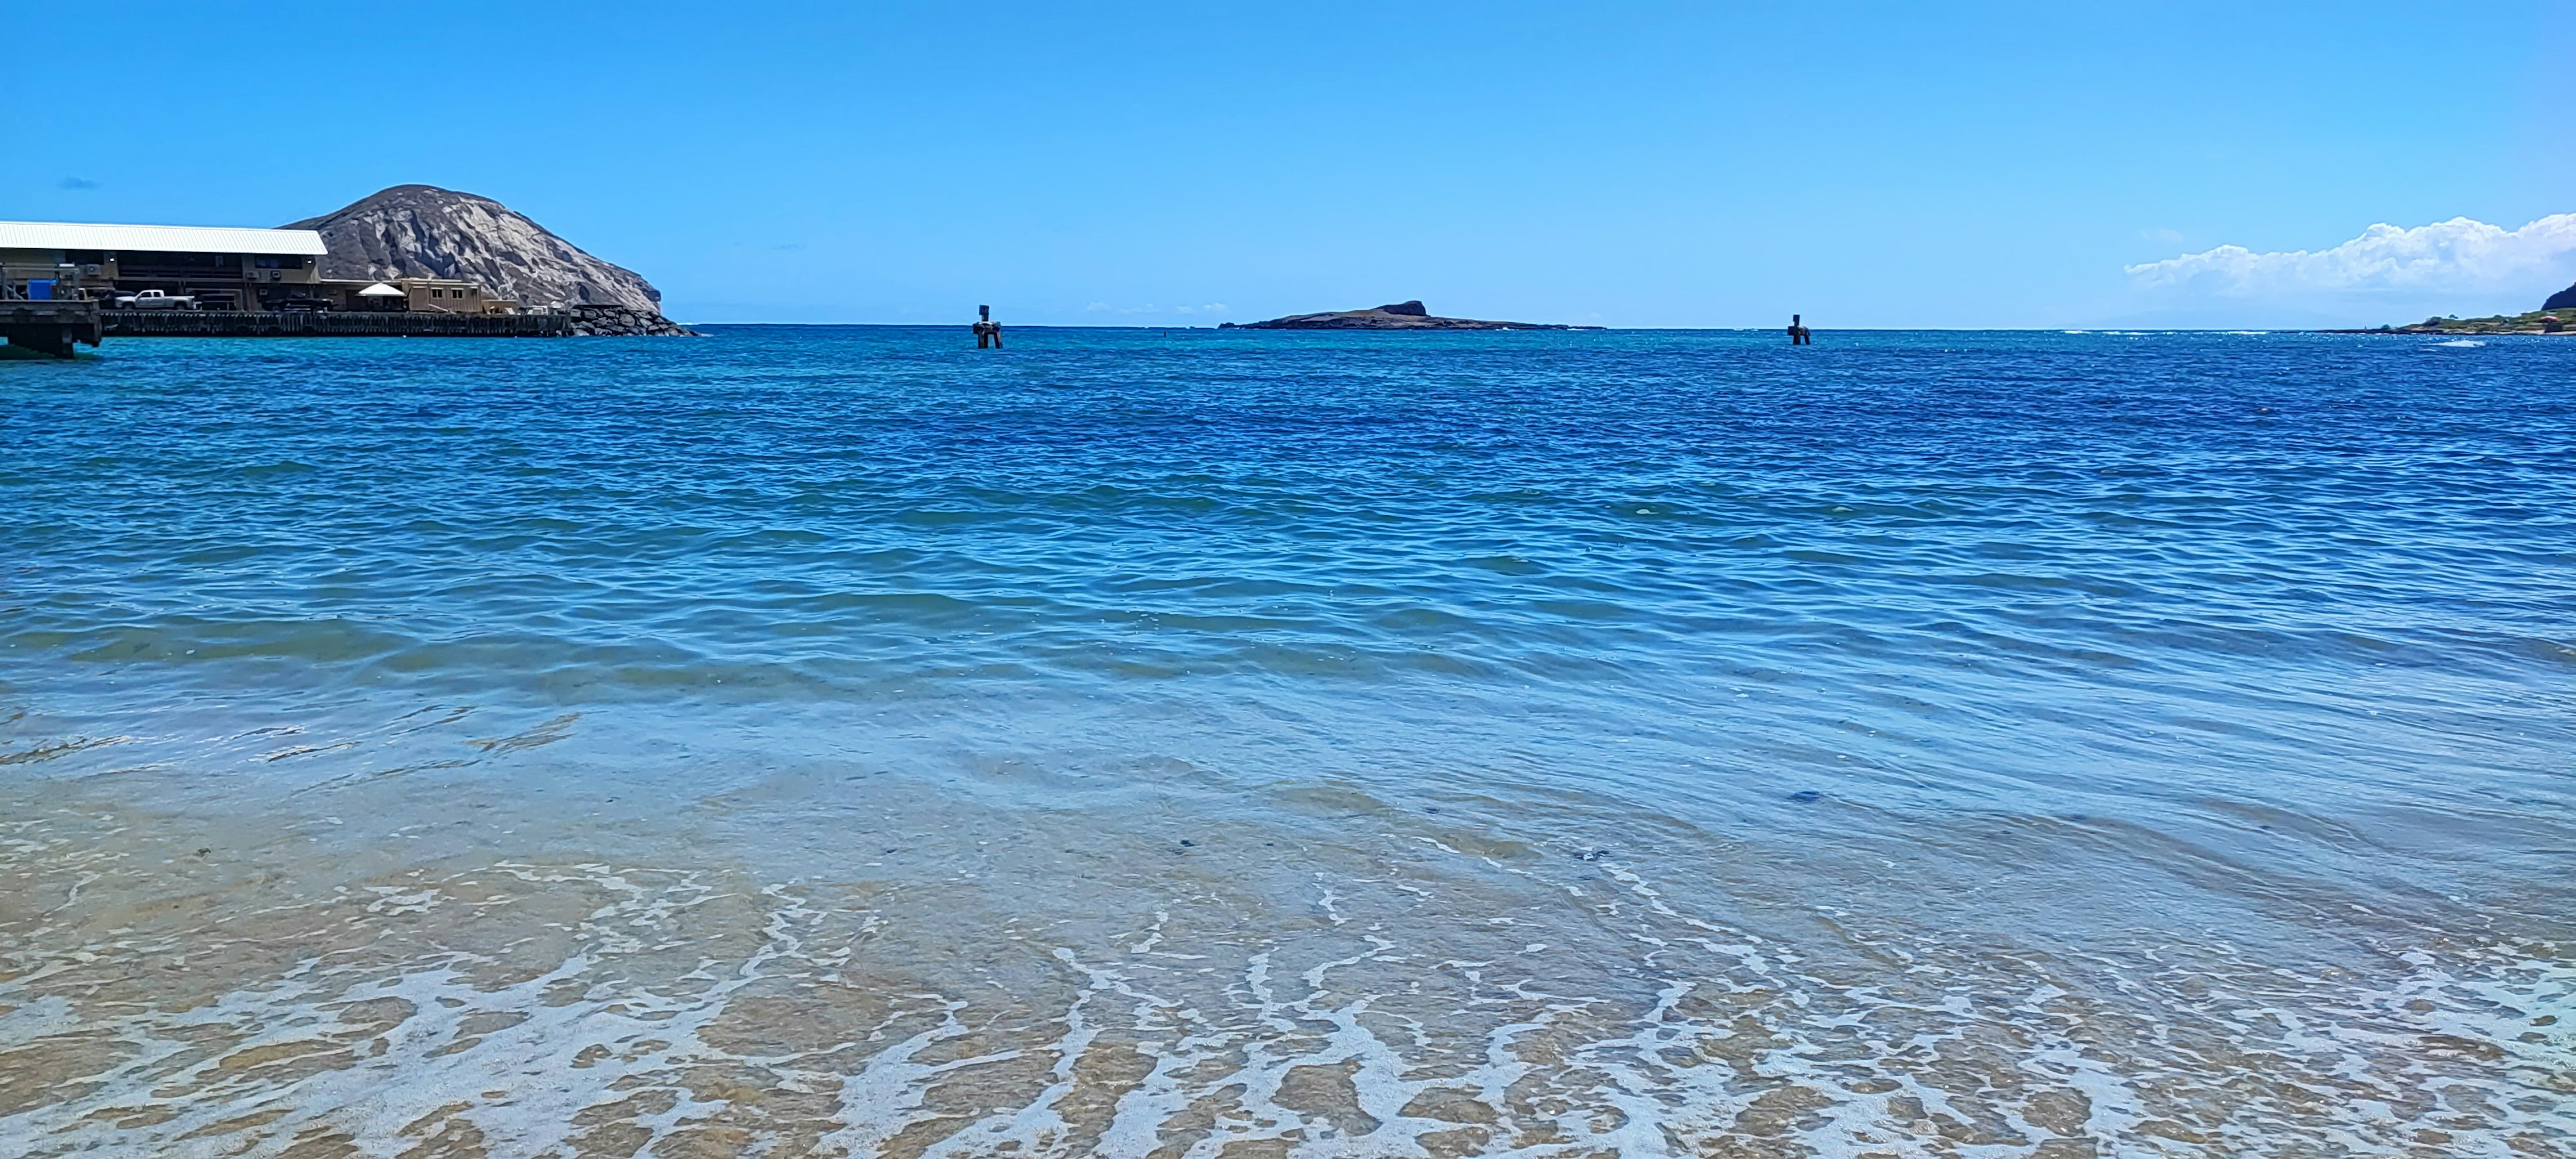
[1220,300,1597,331]
[286,185,694,336]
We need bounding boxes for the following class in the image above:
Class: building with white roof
[0,220,329,311]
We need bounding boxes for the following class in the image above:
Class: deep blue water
[2,327,2570,1155]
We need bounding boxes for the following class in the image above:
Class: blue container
[28,280,54,300]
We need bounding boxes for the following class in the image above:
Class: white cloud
[2127,213,2576,297]
[1078,301,1229,317]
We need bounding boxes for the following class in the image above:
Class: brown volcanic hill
[284,185,665,315]
[1221,300,1597,331]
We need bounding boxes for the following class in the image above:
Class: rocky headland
[2381,308,2569,336]
[1221,300,1597,331]
[2357,280,2576,335]
[286,186,694,335]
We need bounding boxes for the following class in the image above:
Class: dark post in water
[1788,315,1812,345]
[974,305,1003,349]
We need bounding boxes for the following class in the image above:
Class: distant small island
[1220,300,1600,331]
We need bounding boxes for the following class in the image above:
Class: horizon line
[667,322,2421,333]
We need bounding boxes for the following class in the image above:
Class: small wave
[2436,339,2484,347]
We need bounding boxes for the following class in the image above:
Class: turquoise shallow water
[1,328,2571,1156]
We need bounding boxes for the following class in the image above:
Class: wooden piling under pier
[102,311,578,338]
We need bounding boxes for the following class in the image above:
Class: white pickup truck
[113,290,197,310]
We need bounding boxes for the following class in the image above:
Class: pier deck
[2,300,105,357]
[101,311,577,339]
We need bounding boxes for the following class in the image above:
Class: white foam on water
[816,999,1017,1158]
[0,995,78,1049]
[2,916,708,1156]
[4,814,2570,1158]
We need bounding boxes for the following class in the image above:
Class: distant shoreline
[666,322,2574,334]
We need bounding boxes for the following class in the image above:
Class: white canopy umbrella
[357,282,405,298]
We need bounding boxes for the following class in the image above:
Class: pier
[101,310,578,339]
[1,300,104,357]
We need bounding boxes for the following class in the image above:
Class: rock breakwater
[565,303,699,337]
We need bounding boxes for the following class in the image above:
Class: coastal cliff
[1222,300,1597,331]
[285,186,692,334]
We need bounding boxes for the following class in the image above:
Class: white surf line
[0,865,851,1158]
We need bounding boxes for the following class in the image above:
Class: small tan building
[312,276,517,315]
[392,278,515,315]
[304,278,519,315]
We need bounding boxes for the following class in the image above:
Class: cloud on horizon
[1083,301,1230,317]
[2128,213,2576,299]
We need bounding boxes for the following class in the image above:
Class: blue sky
[15,3,2572,327]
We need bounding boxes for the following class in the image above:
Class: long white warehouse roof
[0,221,329,256]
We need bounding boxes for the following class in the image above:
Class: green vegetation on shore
[2381,309,2568,335]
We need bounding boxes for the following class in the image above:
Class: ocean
[2,327,2569,1157]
